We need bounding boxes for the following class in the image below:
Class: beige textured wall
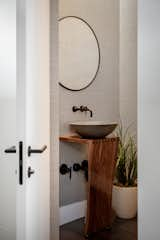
[59,0,119,206]
[119,0,137,135]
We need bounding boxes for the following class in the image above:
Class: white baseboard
[60,200,87,226]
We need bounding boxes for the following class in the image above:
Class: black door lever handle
[5,146,16,153]
[28,145,47,157]
[5,142,23,185]
[28,167,35,178]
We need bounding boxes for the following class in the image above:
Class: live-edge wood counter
[60,135,119,236]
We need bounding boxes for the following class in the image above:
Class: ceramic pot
[112,185,137,219]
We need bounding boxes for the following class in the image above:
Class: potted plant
[112,124,137,219]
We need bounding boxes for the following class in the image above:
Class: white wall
[0,100,16,240]
[138,1,160,239]
[0,0,16,98]
[119,0,137,135]
[0,0,16,239]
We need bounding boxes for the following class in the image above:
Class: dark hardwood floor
[60,217,137,240]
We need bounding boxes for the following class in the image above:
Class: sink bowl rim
[70,121,118,126]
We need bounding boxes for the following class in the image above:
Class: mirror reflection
[59,16,100,91]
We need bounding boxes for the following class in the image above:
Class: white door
[139,0,160,239]
[17,0,50,240]
[25,0,50,239]
[0,0,50,239]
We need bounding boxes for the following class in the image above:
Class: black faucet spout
[72,105,93,118]
[88,109,93,118]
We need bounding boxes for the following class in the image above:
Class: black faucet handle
[81,160,88,171]
[60,164,72,180]
[73,163,81,172]
[72,106,79,112]
[83,106,88,111]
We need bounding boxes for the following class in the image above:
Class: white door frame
[138,0,160,239]
[50,0,59,239]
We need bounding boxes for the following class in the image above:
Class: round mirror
[59,16,100,91]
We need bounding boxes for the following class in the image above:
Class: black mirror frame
[59,16,101,91]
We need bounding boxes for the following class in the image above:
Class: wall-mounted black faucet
[73,160,88,181]
[60,161,88,181]
[72,105,93,118]
[60,164,72,180]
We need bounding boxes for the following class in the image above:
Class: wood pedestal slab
[60,136,119,235]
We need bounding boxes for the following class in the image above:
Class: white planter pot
[112,185,137,219]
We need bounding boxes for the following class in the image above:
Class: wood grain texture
[60,136,119,235]
[60,135,89,144]
[85,138,119,235]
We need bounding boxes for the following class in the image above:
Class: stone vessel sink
[70,121,117,139]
